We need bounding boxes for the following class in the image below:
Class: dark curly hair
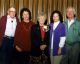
[50,10,63,23]
[20,8,31,21]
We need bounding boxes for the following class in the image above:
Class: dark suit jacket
[0,15,19,44]
[31,24,50,56]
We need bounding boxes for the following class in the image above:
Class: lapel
[37,25,43,42]
[0,16,7,39]
[39,26,42,40]
[54,22,61,33]
[64,20,68,33]
[50,23,53,42]
[2,16,7,32]
[49,23,53,50]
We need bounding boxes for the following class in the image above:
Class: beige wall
[0,0,80,22]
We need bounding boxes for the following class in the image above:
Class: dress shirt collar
[7,15,16,19]
[68,19,74,24]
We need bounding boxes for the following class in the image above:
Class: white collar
[68,19,74,29]
[53,21,60,30]
[54,21,60,24]
[68,19,74,24]
[7,15,16,19]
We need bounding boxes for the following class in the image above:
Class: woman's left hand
[40,45,47,50]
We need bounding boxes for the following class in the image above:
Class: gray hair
[66,6,76,16]
[7,6,16,14]
[37,12,47,21]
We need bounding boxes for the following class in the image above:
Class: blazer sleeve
[31,25,41,48]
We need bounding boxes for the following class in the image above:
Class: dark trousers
[60,43,80,64]
[1,37,14,64]
[78,43,80,64]
[14,49,30,64]
[78,53,80,64]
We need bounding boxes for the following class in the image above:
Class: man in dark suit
[0,6,19,64]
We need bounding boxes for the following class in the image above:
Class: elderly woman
[31,12,50,64]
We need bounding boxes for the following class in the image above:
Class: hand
[40,45,47,50]
[15,45,22,52]
[58,48,62,55]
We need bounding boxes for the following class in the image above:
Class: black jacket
[31,24,50,56]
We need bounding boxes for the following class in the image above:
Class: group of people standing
[0,6,80,64]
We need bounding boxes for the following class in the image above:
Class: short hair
[50,10,63,23]
[20,8,31,21]
[37,12,47,25]
[37,12,46,21]
[7,6,16,14]
[66,6,76,18]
